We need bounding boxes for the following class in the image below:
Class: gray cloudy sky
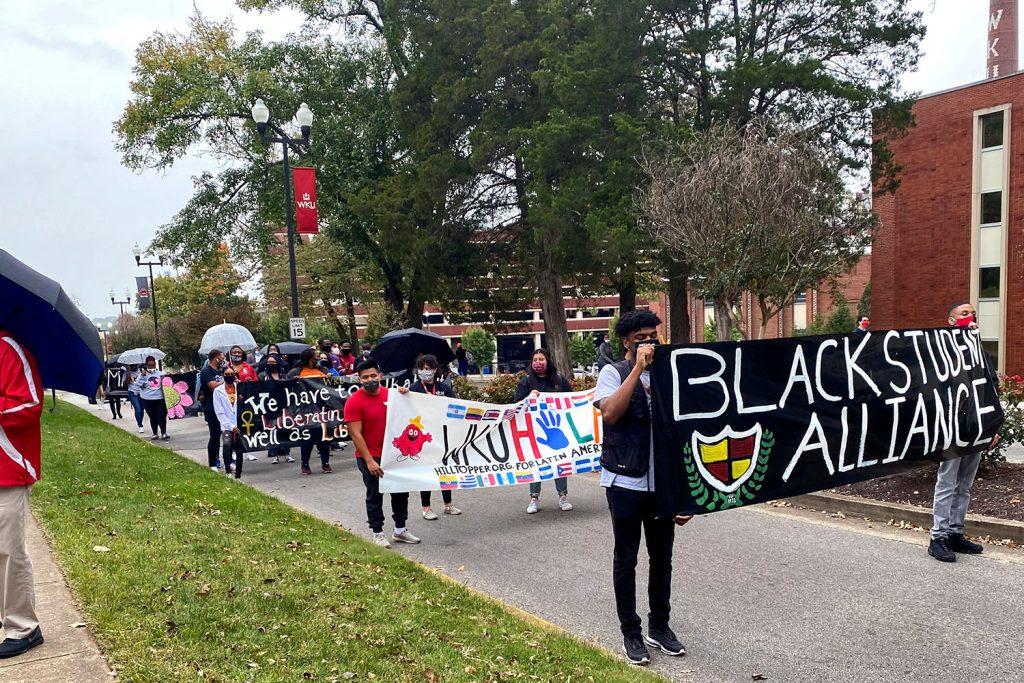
[0,0,1011,320]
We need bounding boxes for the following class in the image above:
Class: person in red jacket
[0,331,44,658]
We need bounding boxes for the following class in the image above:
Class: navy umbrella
[0,249,104,396]
[369,328,455,373]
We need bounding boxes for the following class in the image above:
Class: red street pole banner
[292,166,319,234]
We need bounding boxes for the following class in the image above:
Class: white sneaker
[137,427,145,434]
[422,508,438,520]
[285,456,296,463]
[526,499,539,514]
[245,454,257,461]
[558,495,574,512]
[149,434,160,440]
[444,505,463,516]
[210,466,219,472]
[271,457,280,465]
[392,529,421,544]
[373,532,391,548]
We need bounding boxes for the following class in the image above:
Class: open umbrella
[259,341,312,356]
[199,323,258,355]
[115,347,165,365]
[0,249,104,396]
[369,328,455,373]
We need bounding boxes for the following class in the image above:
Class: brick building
[872,1,1022,374]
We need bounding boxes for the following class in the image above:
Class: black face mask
[318,360,332,369]
[362,379,381,392]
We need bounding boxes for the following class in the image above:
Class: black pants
[222,431,244,479]
[420,490,452,507]
[204,409,221,467]
[358,458,409,533]
[107,396,122,419]
[300,441,330,468]
[606,486,675,637]
[142,398,168,436]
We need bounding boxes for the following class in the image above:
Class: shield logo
[690,425,762,494]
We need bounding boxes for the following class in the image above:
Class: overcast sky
[0,0,1010,320]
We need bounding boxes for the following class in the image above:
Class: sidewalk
[0,514,111,682]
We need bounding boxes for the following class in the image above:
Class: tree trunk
[617,272,637,316]
[345,292,361,354]
[714,297,734,342]
[667,258,691,344]
[317,289,348,342]
[405,298,425,329]
[536,245,573,379]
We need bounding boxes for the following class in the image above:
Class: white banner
[379,390,603,493]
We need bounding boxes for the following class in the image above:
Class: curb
[790,492,1024,544]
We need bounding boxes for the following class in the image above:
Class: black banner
[105,364,129,397]
[652,328,1004,517]
[235,374,411,453]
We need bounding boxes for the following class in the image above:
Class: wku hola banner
[292,167,319,234]
[379,391,603,493]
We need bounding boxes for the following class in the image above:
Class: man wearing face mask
[287,349,334,473]
[345,359,419,547]
[409,355,461,520]
[227,345,257,383]
[595,309,690,666]
[337,342,357,376]
[928,301,999,562]
[213,368,245,478]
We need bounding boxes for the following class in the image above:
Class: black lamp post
[251,98,313,332]
[110,288,132,316]
[133,244,163,347]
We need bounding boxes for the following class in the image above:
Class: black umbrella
[260,341,313,356]
[0,249,104,396]
[369,328,455,373]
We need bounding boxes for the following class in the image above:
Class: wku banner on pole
[292,167,319,234]
[379,391,603,493]
[651,328,1004,517]
[135,276,150,310]
[235,374,411,452]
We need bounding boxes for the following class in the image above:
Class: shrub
[482,372,526,404]
[462,327,497,374]
[987,373,1024,465]
[571,376,597,391]
[569,334,595,369]
[449,374,484,402]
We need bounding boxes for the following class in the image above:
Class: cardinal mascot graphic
[392,415,432,461]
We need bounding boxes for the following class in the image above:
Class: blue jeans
[931,452,982,539]
[530,478,568,497]
[128,392,144,427]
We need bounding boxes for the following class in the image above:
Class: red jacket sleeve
[0,336,43,430]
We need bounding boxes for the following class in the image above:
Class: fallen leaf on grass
[457,565,465,572]
[92,546,110,553]
[424,668,440,683]
[196,583,211,596]
[70,622,87,628]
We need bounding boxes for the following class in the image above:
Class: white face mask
[417,369,436,382]
[331,346,340,355]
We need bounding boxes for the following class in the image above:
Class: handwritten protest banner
[652,328,1004,516]
[379,390,603,493]
[235,374,411,452]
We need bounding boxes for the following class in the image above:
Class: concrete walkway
[63,395,1024,682]
[0,515,111,682]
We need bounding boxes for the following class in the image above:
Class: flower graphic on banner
[162,376,194,419]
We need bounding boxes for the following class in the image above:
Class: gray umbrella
[0,249,104,396]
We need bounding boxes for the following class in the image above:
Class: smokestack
[988,0,1018,78]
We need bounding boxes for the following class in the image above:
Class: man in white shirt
[594,309,690,666]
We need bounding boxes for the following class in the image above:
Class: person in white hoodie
[213,368,244,478]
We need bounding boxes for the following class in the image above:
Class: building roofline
[913,69,1024,102]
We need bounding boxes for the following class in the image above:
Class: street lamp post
[133,244,163,347]
[96,324,109,363]
[251,98,313,330]
[110,289,132,316]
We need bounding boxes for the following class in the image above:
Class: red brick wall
[872,71,1024,374]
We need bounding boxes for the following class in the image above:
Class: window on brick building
[792,293,807,330]
[981,191,1002,225]
[981,111,1004,149]
[982,341,999,370]
[979,266,1000,299]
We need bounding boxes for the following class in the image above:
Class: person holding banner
[345,359,419,548]
[929,302,997,563]
[515,349,574,514]
[411,355,462,520]
[139,356,169,441]
[213,368,245,478]
[286,349,334,474]
[595,309,689,666]
[259,356,295,464]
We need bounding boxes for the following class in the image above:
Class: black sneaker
[928,538,956,562]
[949,534,984,554]
[645,627,686,656]
[622,634,650,666]
[0,626,43,658]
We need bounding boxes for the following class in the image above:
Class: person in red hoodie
[0,331,44,658]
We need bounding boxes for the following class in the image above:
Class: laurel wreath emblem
[684,429,774,512]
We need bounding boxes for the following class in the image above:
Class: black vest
[599,359,650,478]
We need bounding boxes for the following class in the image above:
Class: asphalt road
[69,398,1024,682]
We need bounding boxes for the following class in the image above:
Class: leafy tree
[858,282,872,319]
[461,327,496,376]
[795,298,856,336]
[110,314,156,355]
[362,302,406,347]
[569,334,595,370]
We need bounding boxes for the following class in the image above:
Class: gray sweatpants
[0,485,38,639]
[931,452,983,540]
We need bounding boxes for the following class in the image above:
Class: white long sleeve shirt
[212,384,238,432]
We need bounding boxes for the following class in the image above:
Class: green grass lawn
[33,399,661,682]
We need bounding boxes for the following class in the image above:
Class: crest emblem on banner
[684,425,773,511]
